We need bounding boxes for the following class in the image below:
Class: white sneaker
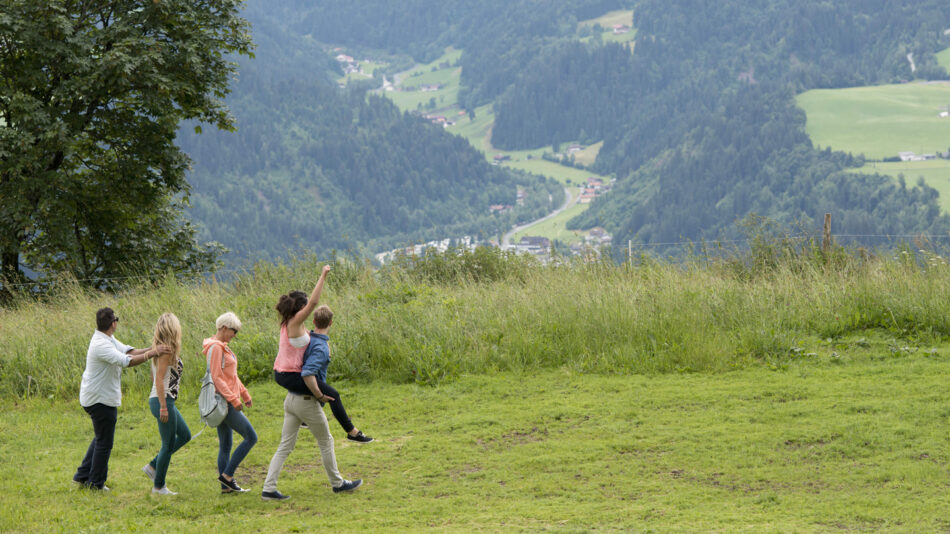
[152,486,177,495]
[142,464,156,481]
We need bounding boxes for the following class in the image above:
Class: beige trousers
[262,392,344,492]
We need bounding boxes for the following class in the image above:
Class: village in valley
[330,20,627,266]
[374,173,614,265]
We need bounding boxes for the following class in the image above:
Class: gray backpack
[198,349,229,427]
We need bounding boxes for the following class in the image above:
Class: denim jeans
[217,403,258,477]
[74,403,117,488]
[148,396,191,488]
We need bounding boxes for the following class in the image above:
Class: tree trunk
[1,247,23,302]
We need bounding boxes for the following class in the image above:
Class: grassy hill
[6,353,950,531]
[6,248,950,530]
[797,82,950,212]
[796,82,950,159]
[511,194,590,244]
[852,160,950,213]
[938,46,950,70]
[381,48,463,111]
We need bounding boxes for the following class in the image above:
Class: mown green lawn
[796,82,950,159]
[5,334,950,532]
[850,160,950,213]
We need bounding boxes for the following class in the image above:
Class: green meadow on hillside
[938,46,950,70]
[572,141,603,167]
[511,195,589,245]
[797,82,950,211]
[852,160,950,213]
[381,48,462,111]
[337,59,388,86]
[796,82,950,160]
[504,159,602,187]
[578,9,637,44]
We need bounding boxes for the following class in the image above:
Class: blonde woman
[142,313,191,495]
[203,311,257,493]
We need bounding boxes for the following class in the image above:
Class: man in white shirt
[73,307,166,490]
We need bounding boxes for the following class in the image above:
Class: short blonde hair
[216,311,242,332]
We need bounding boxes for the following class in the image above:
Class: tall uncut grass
[3,241,950,400]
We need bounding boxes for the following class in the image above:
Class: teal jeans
[148,396,191,488]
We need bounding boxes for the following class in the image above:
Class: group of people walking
[73,265,369,498]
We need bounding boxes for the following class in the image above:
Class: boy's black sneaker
[261,490,291,501]
[218,475,248,493]
[346,431,374,443]
[332,479,363,493]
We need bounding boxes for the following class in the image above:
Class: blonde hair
[216,311,242,332]
[152,312,182,358]
[313,305,333,329]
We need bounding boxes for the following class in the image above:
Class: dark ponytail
[276,290,308,324]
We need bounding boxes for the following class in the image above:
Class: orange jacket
[202,338,251,408]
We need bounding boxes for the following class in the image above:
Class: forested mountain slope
[177,3,561,260]
[491,0,950,243]
[180,0,950,259]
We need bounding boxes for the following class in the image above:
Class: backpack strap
[203,341,229,372]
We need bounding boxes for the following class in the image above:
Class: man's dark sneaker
[332,479,363,493]
[346,431,374,443]
[218,475,248,493]
[261,490,291,501]
[89,484,111,492]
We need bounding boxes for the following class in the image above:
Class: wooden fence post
[822,213,832,256]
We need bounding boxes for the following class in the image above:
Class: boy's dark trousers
[274,371,355,433]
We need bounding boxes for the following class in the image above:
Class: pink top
[273,324,306,373]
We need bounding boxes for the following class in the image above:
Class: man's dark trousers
[74,403,118,488]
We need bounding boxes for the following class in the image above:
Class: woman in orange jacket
[203,311,258,493]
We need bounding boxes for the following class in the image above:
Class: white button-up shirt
[79,330,134,407]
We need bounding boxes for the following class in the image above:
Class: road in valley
[502,187,578,248]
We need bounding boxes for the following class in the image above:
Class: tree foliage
[0,0,253,291]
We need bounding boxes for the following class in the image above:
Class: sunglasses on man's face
[113,316,119,323]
